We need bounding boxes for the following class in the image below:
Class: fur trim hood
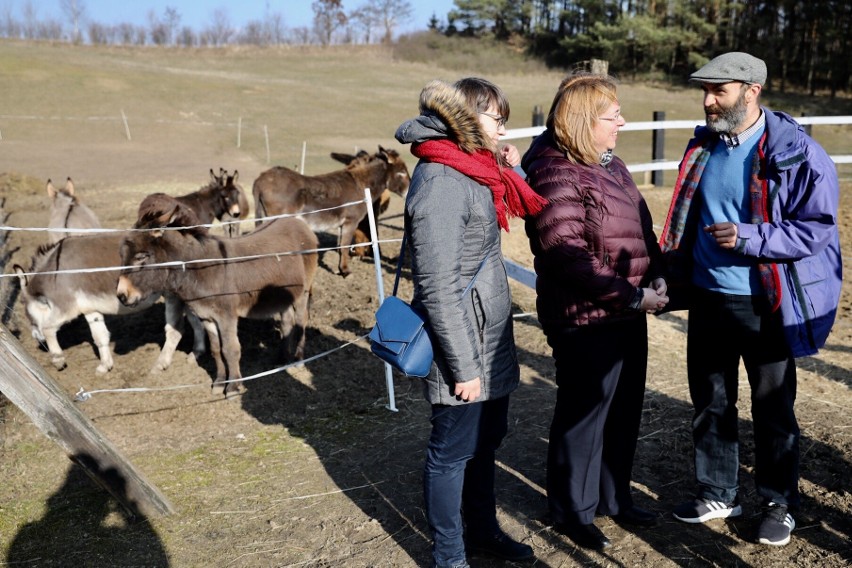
[395,79,491,153]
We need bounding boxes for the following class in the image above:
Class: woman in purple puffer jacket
[521,73,668,550]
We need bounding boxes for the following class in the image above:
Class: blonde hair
[547,73,619,165]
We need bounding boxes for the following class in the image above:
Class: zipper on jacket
[471,288,486,344]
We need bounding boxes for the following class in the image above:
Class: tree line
[1,0,847,96]
[440,0,850,96]
[0,0,414,47]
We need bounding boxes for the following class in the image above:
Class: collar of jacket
[418,80,492,154]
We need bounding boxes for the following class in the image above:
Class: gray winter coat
[394,86,520,406]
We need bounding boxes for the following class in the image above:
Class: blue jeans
[424,396,509,567]
[687,288,799,508]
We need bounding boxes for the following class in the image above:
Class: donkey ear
[231,170,239,183]
[46,179,57,199]
[330,152,355,165]
[210,168,218,183]
[64,177,75,195]
[13,264,28,287]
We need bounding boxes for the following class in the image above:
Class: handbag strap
[392,234,487,297]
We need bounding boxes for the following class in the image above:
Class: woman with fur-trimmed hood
[394,78,546,568]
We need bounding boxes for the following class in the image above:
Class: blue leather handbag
[369,235,484,378]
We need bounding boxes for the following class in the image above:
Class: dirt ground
[0,137,850,568]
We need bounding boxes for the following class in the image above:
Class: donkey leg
[202,319,228,396]
[39,326,67,371]
[218,318,243,397]
[337,221,358,277]
[185,309,207,363]
[84,312,114,374]
[277,306,296,362]
[153,297,185,373]
[290,291,310,361]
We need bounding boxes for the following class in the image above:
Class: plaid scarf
[660,144,710,253]
[412,139,547,232]
[749,135,782,311]
[661,132,781,311]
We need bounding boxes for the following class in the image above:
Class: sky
[21,0,458,36]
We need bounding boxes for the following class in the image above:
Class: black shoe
[613,506,659,527]
[554,522,611,550]
[466,530,534,562]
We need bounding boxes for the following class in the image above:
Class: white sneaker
[757,503,795,546]
[672,497,742,523]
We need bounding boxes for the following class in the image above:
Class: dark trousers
[545,316,648,525]
[687,288,800,508]
[424,395,509,567]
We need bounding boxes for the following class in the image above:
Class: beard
[705,89,748,133]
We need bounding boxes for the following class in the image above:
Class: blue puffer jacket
[660,108,842,357]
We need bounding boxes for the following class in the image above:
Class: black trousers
[545,316,648,525]
[687,288,799,508]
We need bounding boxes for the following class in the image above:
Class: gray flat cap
[689,52,767,85]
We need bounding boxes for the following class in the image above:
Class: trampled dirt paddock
[0,42,850,567]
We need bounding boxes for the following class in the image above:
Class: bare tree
[312,0,347,45]
[133,24,146,45]
[87,21,109,44]
[177,25,196,47]
[37,17,63,40]
[60,0,86,43]
[163,6,180,45]
[359,0,413,43]
[265,9,285,45]
[203,8,233,46]
[117,22,135,44]
[288,26,313,45]
[1,4,21,38]
[21,1,38,39]
[348,5,380,43]
[238,19,268,45]
[148,9,168,45]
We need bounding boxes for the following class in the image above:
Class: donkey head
[377,145,411,198]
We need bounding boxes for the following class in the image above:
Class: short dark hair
[454,77,510,122]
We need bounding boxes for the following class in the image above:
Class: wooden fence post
[0,324,175,517]
[652,111,666,187]
[532,105,544,127]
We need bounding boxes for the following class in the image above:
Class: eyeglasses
[598,110,622,122]
[479,111,507,127]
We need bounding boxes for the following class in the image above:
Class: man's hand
[704,222,738,249]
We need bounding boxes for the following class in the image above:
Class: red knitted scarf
[411,139,547,231]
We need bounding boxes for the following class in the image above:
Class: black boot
[554,521,611,550]
[466,530,534,561]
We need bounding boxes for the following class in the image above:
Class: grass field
[1,39,848,189]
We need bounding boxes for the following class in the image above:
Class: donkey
[329,152,393,259]
[47,178,101,243]
[160,169,246,236]
[252,145,410,276]
[211,168,249,237]
[117,197,319,397]
[14,233,206,374]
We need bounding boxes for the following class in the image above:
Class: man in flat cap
[659,52,842,546]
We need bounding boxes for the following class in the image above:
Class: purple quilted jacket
[521,130,664,330]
